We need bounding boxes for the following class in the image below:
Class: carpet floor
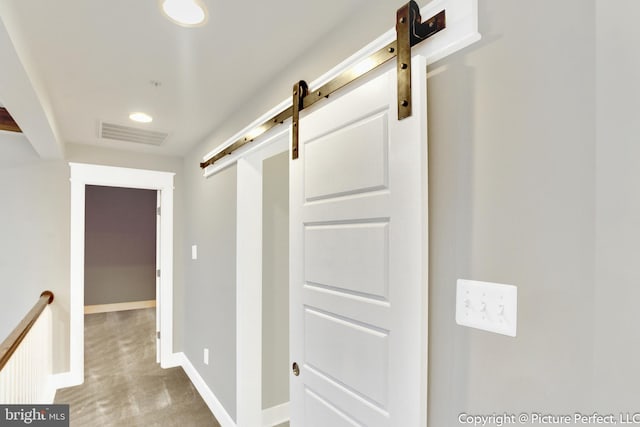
[54,308,220,427]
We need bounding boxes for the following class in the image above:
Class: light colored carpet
[55,308,220,427]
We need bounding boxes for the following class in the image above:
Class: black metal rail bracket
[292,80,308,160]
[397,1,446,120]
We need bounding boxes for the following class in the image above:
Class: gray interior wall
[594,0,640,410]
[0,140,184,373]
[261,151,289,410]
[183,152,237,421]
[426,0,596,423]
[0,132,70,373]
[84,185,156,305]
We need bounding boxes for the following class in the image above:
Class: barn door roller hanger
[200,1,445,168]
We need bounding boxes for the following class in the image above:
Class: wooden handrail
[0,291,54,371]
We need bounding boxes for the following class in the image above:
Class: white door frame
[68,162,175,386]
[235,129,290,427]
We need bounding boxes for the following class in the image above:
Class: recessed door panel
[304,222,389,300]
[304,308,389,408]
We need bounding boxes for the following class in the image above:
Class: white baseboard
[175,352,237,427]
[262,402,290,427]
[161,352,183,369]
[51,372,79,390]
[84,300,156,314]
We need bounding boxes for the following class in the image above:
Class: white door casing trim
[156,191,162,364]
[236,130,289,427]
[68,162,175,386]
[262,402,290,427]
[202,0,479,178]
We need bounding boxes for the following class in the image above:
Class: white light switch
[456,279,517,337]
[204,348,209,365]
[192,245,198,260]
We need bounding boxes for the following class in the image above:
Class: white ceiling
[0,0,409,157]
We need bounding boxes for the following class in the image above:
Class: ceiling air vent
[99,122,168,146]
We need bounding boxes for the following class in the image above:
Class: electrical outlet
[203,348,209,365]
[456,279,517,337]
[192,245,198,260]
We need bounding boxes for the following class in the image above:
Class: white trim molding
[236,134,289,427]
[51,372,75,391]
[262,402,289,427]
[68,163,175,386]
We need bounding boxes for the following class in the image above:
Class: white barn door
[290,55,429,426]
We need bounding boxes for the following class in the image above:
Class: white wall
[0,132,70,372]
[426,0,596,422]
[594,0,640,410]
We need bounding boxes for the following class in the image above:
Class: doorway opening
[68,163,175,387]
[234,130,290,426]
[84,185,157,314]
[83,185,159,365]
[261,150,290,424]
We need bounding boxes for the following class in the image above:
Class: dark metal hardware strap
[200,1,445,169]
[291,81,308,160]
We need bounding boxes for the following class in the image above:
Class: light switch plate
[192,245,198,260]
[204,348,209,365]
[456,279,517,337]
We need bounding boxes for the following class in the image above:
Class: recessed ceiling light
[129,112,153,123]
[160,0,208,27]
